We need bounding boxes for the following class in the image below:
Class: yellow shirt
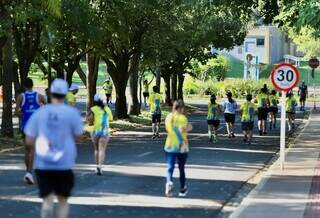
[207,103,220,120]
[103,82,113,94]
[165,112,189,153]
[256,93,269,108]
[65,92,76,106]
[149,92,162,114]
[286,97,297,113]
[91,105,113,134]
[269,95,279,108]
[240,101,256,122]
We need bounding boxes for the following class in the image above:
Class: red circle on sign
[271,63,300,92]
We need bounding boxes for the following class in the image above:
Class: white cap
[69,83,79,91]
[50,79,68,95]
[94,93,105,102]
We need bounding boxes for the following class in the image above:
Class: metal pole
[280,90,286,170]
[314,83,316,110]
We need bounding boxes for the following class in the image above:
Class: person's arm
[73,111,84,142]
[14,94,23,116]
[165,114,174,135]
[38,94,46,106]
[106,107,113,121]
[86,111,94,126]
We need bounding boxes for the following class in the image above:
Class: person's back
[241,101,256,122]
[21,91,41,130]
[27,104,82,170]
[207,102,220,120]
[149,92,162,114]
[257,93,268,108]
[223,99,237,114]
[286,96,297,113]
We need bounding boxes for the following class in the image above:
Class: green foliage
[184,75,272,99]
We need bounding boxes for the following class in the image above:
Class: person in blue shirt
[24,79,83,218]
[15,78,46,185]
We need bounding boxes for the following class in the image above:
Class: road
[0,103,305,218]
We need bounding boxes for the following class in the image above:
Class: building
[228,25,299,64]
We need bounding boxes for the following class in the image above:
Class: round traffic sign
[271,63,300,92]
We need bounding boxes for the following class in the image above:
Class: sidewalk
[230,111,320,218]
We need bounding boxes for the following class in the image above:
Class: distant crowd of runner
[13,77,308,218]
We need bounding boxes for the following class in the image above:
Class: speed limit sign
[271,63,300,171]
[271,63,300,92]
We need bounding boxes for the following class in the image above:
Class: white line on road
[137,151,153,158]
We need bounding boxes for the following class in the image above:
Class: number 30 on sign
[271,63,300,92]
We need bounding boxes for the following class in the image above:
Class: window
[256,38,265,46]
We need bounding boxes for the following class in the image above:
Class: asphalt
[0,103,306,218]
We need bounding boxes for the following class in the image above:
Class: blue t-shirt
[222,100,237,114]
[24,104,83,170]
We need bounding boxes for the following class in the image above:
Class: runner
[240,94,256,144]
[164,100,192,197]
[269,90,279,130]
[255,88,269,135]
[222,92,237,138]
[143,79,151,107]
[15,78,46,185]
[149,86,162,139]
[286,92,297,135]
[24,79,83,218]
[86,94,113,176]
[65,83,79,106]
[298,81,308,111]
[102,79,113,105]
[207,94,221,143]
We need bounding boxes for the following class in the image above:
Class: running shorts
[35,170,74,198]
[152,113,161,123]
[258,108,268,120]
[143,92,150,98]
[106,94,111,98]
[241,121,254,131]
[207,119,220,127]
[269,107,278,114]
[224,113,235,124]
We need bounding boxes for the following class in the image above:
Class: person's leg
[166,152,176,184]
[24,145,35,184]
[231,121,235,137]
[41,194,54,218]
[262,119,266,133]
[208,124,213,141]
[177,153,188,190]
[92,137,99,166]
[287,114,292,132]
[98,137,109,167]
[248,130,253,143]
[57,196,69,218]
[226,122,231,136]
[213,125,218,141]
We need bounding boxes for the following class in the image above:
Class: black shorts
[207,119,220,127]
[224,113,235,124]
[258,108,268,120]
[35,170,74,198]
[269,107,278,114]
[300,96,306,102]
[242,122,254,131]
[152,113,161,123]
[143,92,150,98]
[106,94,111,98]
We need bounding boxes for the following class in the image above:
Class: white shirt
[222,99,237,114]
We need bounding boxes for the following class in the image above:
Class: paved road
[0,104,305,218]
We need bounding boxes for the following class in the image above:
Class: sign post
[271,63,300,170]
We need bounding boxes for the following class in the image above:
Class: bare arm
[86,112,94,126]
[14,94,23,116]
[25,136,35,147]
[38,94,46,105]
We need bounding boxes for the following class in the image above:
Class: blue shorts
[92,131,109,139]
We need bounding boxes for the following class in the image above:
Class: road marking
[137,151,153,158]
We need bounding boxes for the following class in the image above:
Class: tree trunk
[178,72,184,100]
[12,61,20,99]
[156,67,161,88]
[171,73,177,101]
[163,74,172,105]
[86,53,99,111]
[106,54,130,119]
[1,33,14,137]
[129,52,141,115]
[76,64,87,87]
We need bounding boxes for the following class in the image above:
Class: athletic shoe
[213,136,218,143]
[243,136,248,143]
[178,187,188,197]
[152,134,156,140]
[259,130,263,136]
[96,167,102,176]
[228,134,232,139]
[156,133,160,138]
[263,131,267,135]
[165,182,174,197]
[24,172,35,185]
[231,133,235,138]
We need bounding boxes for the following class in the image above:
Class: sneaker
[96,167,102,176]
[208,136,213,142]
[213,136,218,143]
[231,133,235,138]
[165,182,174,197]
[263,131,267,135]
[243,136,248,143]
[259,130,263,136]
[178,187,188,197]
[152,134,156,140]
[156,133,160,138]
[228,134,232,139]
[24,172,35,185]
